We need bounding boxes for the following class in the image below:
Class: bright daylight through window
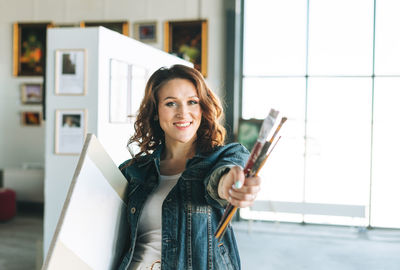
[241,0,400,228]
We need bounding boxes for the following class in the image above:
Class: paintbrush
[215,133,284,241]
[214,110,281,241]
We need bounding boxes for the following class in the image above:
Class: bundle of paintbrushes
[214,109,287,241]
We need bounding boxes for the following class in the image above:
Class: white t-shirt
[129,173,181,268]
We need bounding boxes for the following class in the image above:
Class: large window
[242,0,400,228]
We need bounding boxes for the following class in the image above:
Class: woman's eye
[166,102,176,107]
[188,100,199,105]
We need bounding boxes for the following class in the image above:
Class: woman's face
[157,78,202,147]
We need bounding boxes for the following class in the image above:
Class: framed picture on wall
[237,118,263,152]
[134,21,157,43]
[164,20,208,77]
[13,22,52,76]
[21,83,43,104]
[109,59,131,123]
[55,109,87,155]
[55,49,87,95]
[81,21,129,36]
[21,111,42,126]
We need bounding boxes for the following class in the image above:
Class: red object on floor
[0,188,16,221]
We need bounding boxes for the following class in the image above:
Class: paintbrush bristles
[269,117,287,142]
[257,109,279,141]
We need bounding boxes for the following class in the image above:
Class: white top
[129,173,181,268]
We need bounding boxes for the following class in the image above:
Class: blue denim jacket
[117,142,249,270]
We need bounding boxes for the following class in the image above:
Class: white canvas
[43,134,128,270]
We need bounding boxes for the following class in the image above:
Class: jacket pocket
[216,243,236,270]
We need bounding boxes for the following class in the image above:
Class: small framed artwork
[164,20,208,77]
[82,21,129,36]
[21,83,43,104]
[55,49,87,95]
[109,59,131,123]
[21,111,42,126]
[134,21,157,43]
[55,109,87,155]
[13,22,52,76]
[237,118,263,151]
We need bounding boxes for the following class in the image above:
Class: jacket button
[130,207,136,214]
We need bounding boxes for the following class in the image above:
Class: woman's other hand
[217,166,261,208]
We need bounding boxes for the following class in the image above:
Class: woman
[118,65,261,270]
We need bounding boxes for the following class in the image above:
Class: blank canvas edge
[41,133,95,270]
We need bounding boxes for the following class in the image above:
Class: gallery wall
[0,0,225,169]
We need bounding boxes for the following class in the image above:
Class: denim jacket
[117,142,249,270]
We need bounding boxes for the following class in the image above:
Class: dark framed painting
[13,22,52,76]
[134,21,157,43]
[164,20,208,77]
[82,21,129,36]
[237,118,263,152]
[21,111,42,126]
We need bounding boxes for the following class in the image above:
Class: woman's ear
[154,114,159,121]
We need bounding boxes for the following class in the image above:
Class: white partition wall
[44,27,190,256]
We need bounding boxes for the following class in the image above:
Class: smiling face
[157,78,202,148]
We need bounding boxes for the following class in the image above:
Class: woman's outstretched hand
[217,166,261,208]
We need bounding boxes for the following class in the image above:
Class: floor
[234,221,400,270]
[0,211,42,270]
[1,213,400,270]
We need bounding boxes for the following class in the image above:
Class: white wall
[0,0,225,169]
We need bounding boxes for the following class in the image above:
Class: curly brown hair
[127,64,226,158]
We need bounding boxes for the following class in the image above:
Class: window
[242,0,400,228]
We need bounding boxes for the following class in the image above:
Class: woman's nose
[177,104,188,117]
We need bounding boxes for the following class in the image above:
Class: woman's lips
[174,121,192,128]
